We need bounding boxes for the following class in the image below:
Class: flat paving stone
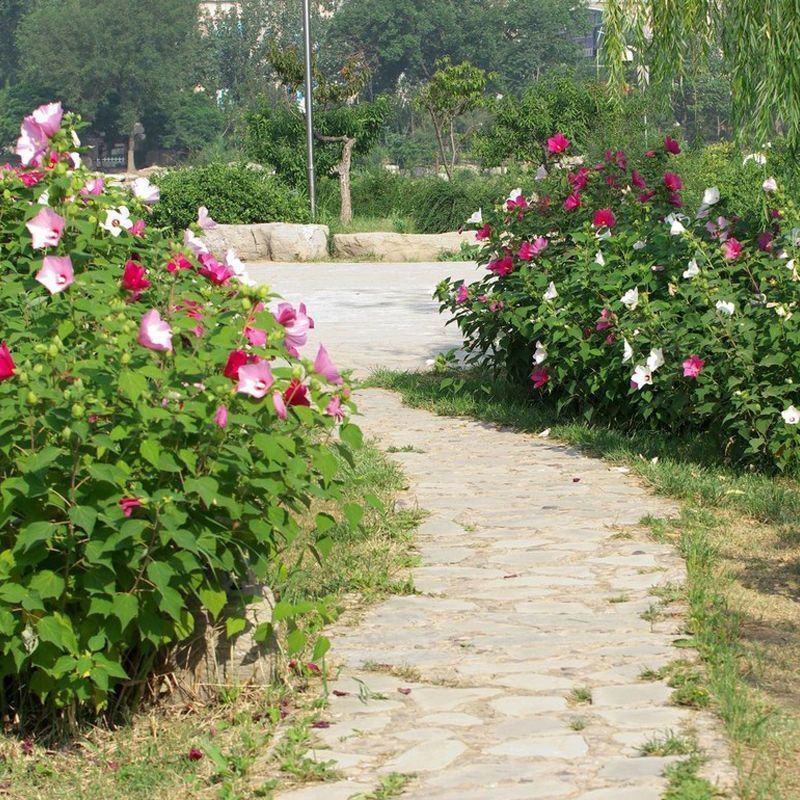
[262,262,735,799]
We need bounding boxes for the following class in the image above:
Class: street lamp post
[302,0,316,219]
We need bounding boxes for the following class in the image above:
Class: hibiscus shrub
[440,134,800,470]
[0,105,357,721]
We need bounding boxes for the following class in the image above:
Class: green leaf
[364,493,385,512]
[344,503,364,528]
[339,423,364,449]
[225,617,247,638]
[315,512,336,534]
[19,447,63,474]
[147,561,175,592]
[140,440,161,469]
[199,587,228,620]
[312,636,330,662]
[29,570,65,600]
[15,521,56,553]
[119,370,149,402]
[68,506,97,535]
[37,613,79,654]
[185,477,219,506]
[286,627,306,655]
[112,594,139,631]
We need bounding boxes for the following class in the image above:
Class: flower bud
[121,352,131,364]
[26,391,38,405]
[71,403,85,419]
[33,364,43,374]
[48,344,58,357]
[242,298,252,311]
[61,426,72,440]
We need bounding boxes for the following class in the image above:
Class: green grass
[367,368,800,800]
[350,772,415,799]
[0,442,420,800]
[568,686,593,706]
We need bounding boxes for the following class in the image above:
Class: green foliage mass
[244,100,390,186]
[149,163,310,232]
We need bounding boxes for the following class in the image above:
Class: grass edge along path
[366,368,800,800]
[0,442,421,800]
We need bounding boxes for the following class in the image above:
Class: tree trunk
[449,120,458,177]
[338,137,356,225]
[127,133,136,173]
[432,119,452,181]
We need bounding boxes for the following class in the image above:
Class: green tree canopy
[602,0,800,147]
[16,0,203,146]
[324,0,590,94]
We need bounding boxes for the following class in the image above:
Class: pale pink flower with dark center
[183,228,209,256]
[26,206,65,249]
[245,326,268,346]
[31,103,63,137]
[80,177,105,196]
[36,256,74,294]
[272,390,287,419]
[16,116,49,167]
[131,177,160,204]
[237,359,274,398]
[138,309,173,352]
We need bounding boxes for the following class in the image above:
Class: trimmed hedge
[149,163,310,232]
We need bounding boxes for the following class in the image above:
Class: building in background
[199,1,241,18]
[579,1,606,59]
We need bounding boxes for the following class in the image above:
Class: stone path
[255,262,735,800]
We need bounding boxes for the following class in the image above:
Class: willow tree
[601,0,800,147]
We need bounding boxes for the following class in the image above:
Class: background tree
[478,0,591,89]
[602,0,800,147]
[474,76,657,166]
[16,0,205,166]
[415,59,489,180]
[247,47,388,224]
[323,0,476,94]
[0,0,23,87]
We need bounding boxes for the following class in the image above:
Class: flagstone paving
[257,261,737,800]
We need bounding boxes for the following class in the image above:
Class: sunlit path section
[247,261,480,377]
[257,261,735,800]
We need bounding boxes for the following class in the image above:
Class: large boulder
[332,231,474,262]
[202,223,330,262]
